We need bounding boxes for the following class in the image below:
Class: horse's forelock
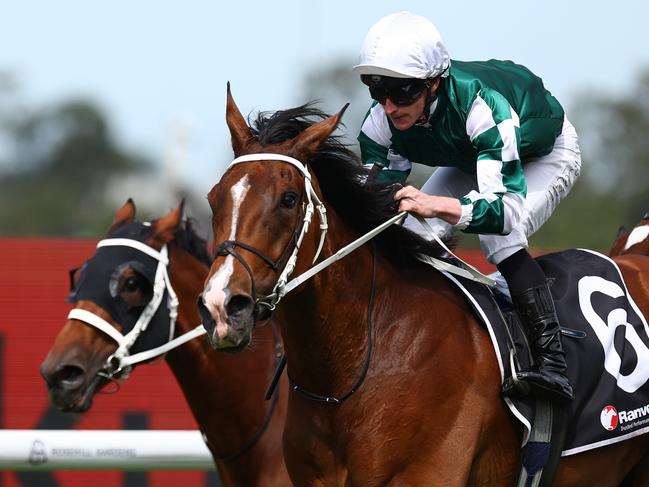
[251,104,329,147]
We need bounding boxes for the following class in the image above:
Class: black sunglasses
[361,75,430,107]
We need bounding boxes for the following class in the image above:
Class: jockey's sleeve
[458,87,527,235]
[358,104,411,184]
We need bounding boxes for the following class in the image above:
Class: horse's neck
[279,220,378,392]
[164,250,277,456]
[165,326,278,450]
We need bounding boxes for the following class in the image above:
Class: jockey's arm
[394,187,462,224]
[394,89,527,235]
[457,87,527,235]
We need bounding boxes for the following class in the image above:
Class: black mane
[172,218,212,266]
[250,104,451,265]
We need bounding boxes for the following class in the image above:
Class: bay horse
[198,88,649,486]
[40,200,290,487]
[610,213,649,257]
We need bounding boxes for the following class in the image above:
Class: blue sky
[2,1,647,197]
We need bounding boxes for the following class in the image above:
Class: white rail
[0,430,215,470]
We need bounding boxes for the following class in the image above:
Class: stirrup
[502,372,573,402]
[502,350,531,396]
[502,376,531,396]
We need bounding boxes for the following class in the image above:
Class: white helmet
[353,11,451,79]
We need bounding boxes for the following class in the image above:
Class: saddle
[444,249,649,486]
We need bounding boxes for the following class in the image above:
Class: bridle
[210,319,284,462]
[214,219,300,313]
[217,153,329,311]
[214,153,377,404]
[68,237,204,379]
[70,236,284,461]
[212,152,495,404]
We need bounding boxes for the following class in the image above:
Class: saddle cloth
[445,248,649,456]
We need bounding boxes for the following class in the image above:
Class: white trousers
[402,117,582,265]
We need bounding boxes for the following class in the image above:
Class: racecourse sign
[0,430,213,470]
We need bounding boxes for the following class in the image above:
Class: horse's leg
[619,448,649,487]
[466,401,520,485]
[553,424,649,486]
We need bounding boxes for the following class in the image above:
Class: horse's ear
[226,82,254,156]
[292,104,348,159]
[108,198,136,235]
[150,201,184,247]
[609,226,630,257]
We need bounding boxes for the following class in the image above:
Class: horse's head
[40,200,184,412]
[610,212,649,257]
[198,85,346,351]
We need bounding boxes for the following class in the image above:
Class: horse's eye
[110,267,153,308]
[123,277,139,293]
[280,192,298,208]
[109,261,153,309]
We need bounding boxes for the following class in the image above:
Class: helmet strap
[418,79,439,125]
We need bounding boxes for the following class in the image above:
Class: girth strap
[515,400,567,487]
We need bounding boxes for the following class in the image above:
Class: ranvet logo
[600,405,619,431]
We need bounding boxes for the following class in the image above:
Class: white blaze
[203,175,250,337]
[624,224,649,251]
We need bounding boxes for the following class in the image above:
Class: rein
[289,242,377,404]
[210,319,284,461]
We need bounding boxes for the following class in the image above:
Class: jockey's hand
[393,186,462,225]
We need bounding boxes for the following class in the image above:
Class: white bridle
[67,237,205,378]
[228,153,328,307]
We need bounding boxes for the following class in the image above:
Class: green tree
[300,57,368,148]
[0,95,151,236]
[531,69,649,251]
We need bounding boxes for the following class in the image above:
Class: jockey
[354,11,581,402]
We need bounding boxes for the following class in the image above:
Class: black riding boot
[513,283,574,402]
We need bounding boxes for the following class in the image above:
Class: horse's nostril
[52,364,85,390]
[226,295,254,317]
[197,296,216,334]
